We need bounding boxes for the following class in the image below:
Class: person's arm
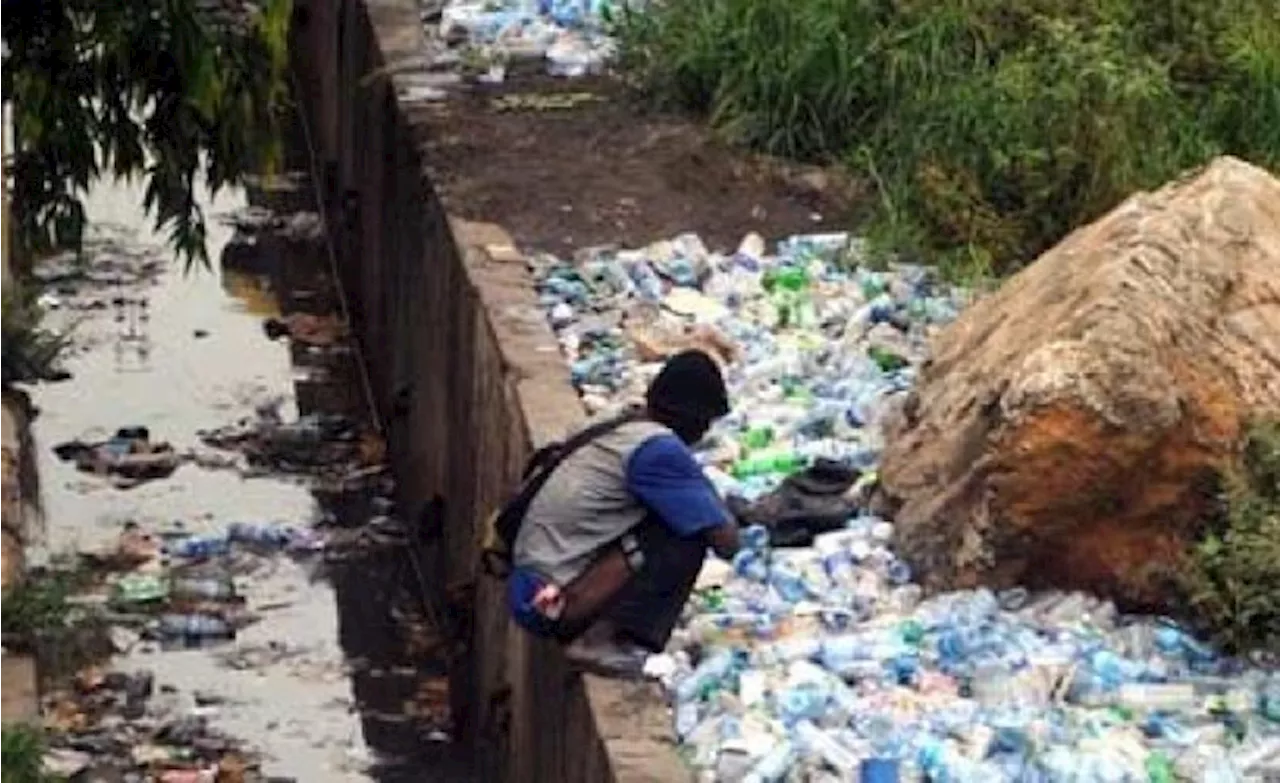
[703,522,740,560]
[625,434,740,559]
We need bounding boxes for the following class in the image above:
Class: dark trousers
[559,515,707,652]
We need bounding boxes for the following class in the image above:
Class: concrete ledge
[287,1,686,780]
[587,678,693,782]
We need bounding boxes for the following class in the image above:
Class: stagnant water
[25,177,472,781]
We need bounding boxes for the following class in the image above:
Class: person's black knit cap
[645,349,731,422]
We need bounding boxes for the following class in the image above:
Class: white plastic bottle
[795,720,861,776]
[742,739,796,783]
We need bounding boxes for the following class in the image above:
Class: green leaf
[4,0,287,268]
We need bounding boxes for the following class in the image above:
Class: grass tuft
[613,0,1280,277]
[2,723,50,783]
[1180,420,1280,654]
[1,283,72,387]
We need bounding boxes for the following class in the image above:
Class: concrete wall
[287,1,689,780]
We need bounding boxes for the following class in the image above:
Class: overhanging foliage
[2,0,292,269]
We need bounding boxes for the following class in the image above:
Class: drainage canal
[14,169,474,781]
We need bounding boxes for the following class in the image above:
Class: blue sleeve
[626,434,733,537]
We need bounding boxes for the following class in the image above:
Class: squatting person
[506,349,742,677]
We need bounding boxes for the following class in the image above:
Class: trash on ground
[428,0,631,83]
[71,516,335,653]
[198,412,382,477]
[53,426,184,488]
[39,666,268,782]
[532,230,1280,781]
[31,235,166,289]
[262,313,349,347]
[22,184,445,781]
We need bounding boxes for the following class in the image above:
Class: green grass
[1181,420,1280,654]
[0,568,89,643]
[1,283,72,387]
[2,724,50,783]
[612,0,1280,277]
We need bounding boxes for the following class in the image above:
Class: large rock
[880,157,1280,609]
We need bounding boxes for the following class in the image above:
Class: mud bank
[3,389,42,725]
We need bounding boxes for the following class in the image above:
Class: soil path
[418,74,857,254]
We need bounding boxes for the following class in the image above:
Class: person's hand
[705,521,741,559]
[725,494,771,527]
[532,584,565,620]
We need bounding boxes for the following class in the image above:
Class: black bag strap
[520,407,642,491]
[480,408,642,579]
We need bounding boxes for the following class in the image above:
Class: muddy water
[26,178,378,781]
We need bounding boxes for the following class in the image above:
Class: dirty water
[23,177,470,781]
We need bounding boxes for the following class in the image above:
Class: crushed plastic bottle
[113,573,170,605]
[164,534,230,560]
[156,613,235,643]
[227,522,298,549]
[169,574,238,602]
[532,230,1280,782]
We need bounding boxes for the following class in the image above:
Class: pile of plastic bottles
[532,231,1280,781]
[434,0,629,80]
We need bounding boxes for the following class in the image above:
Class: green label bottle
[763,266,809,294]
[738,426,775,451]
[730,451,806,479]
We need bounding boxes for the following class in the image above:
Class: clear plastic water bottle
[768,562,814,603]
[1259,677,1280,722]
[158,613,234,641]
[796,720,860,776]
[733,550,769,583]
[624,259,665,302]
[170,574,237,602]
[674,700,700,741]
[814,534,856,586]
[686,613,775,644]
[821,633,907,680]
[166,534,230,559]
[742,739,796,783]
[228,522,296,549]
[598,260,637,298]
[916,738,985,783]
[757,637,822,666]
[776,681,830,727]
[674,649,741,703]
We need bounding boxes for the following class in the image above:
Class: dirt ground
[417,74,858,254]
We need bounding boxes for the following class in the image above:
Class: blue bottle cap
[860,757,900,783]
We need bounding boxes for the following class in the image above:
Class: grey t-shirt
[512,417,672,586]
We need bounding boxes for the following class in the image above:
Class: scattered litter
[430,0,631,83]
[490,91,603,112]
[533,230,1280,781]
[40,669,261,781]
[262,314,349,346]
[53,426,183,487]
[24,191,449,781]
[198,412,378,477]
